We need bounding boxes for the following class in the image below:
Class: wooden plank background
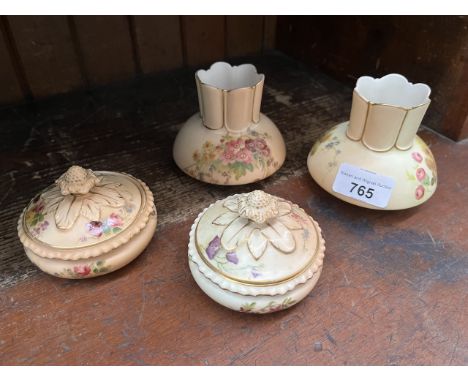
[0,15,274,103]
[276,16,468,141]
[0,15,466,141]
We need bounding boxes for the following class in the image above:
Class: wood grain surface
[7,16,84,99]
[226,16,264,57]
[72,16,136,86]
[182,16,226,67]
[0,53,466,365]
[0,16,275,104]
[133,16,184,74]
[0,18,24,104]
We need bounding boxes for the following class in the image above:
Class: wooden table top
[0,53,466,365]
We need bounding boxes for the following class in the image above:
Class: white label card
[332,163,395,208]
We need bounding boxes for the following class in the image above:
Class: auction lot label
[332,163,395,208]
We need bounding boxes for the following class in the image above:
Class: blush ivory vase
[307,74,437,210]
[173,62,286,185]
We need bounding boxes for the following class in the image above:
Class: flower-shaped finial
[238,190,279,224]
[56,166,100,196]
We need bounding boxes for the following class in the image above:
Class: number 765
[350,182,374,199]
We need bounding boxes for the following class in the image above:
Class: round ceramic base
[307,122,437,210]
[25,214,157,279]
[189,259,322,314]
[173,113,286,185]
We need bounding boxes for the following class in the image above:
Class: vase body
[173,62,286,185]
[308,74,437,210]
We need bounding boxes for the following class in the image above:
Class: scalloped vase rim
[196,61,265,92]
[355,73,431,110]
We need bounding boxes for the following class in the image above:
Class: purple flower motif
[226,252,239,264]
[251,270,261,278]
[87,221,103,237]
[206,235,221,259]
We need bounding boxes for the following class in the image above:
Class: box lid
[189,190,325,296]
[18,165,154,260]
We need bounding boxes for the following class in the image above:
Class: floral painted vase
[173,62,286,185]
[308,74,437,210]
[18,165,157,279]
[188,190,326,314]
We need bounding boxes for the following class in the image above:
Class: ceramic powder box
[17,165,157,279]
[188,190,325,313]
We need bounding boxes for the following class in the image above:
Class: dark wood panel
[226,16,263,57]
[440,60,468,141]
[7,16,83,98]
[73,16,135,86]
[133,16,183,74]
[0,18,24,104]
[263,16,277,50]
[276,15,468,141]
[182,16,225,67]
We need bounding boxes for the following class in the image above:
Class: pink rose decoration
[86,221,103,237]
[222,148,236,163]
[415,185,425,200]
[107,213,123,227]
[412,152,423,163]
[261,147,271,157]
[236,148,253,163]
[416,168,426,181]
[73,264,91,276]
[245,139,256,152]
[255,138,267,150]
[33,200,45,213]
[227,138,243,152]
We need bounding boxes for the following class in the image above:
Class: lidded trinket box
[173,62,286,185]
[308,74,437,210]
[188,190,325,313]
[17,165,157,279]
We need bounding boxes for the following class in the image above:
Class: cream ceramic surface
[173,62,286,185]
[188,190,325,313]
[308,73,437,210]
[348,74,431,151]
[18,165,157,278]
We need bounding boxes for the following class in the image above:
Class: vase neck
[347,90,430,151]
[195,62,265,132]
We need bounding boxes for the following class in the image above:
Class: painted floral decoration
[54,260,109,279]
[309,130,341,169]
[412,152,423,163]
[25,195,50,236]
[185,130,278,184]
[74,264,92,277]
[408,143,437,200]
[41,166,132,230]
[86,212,124,238]
[203,234,263,275]
[240,297,297,314]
